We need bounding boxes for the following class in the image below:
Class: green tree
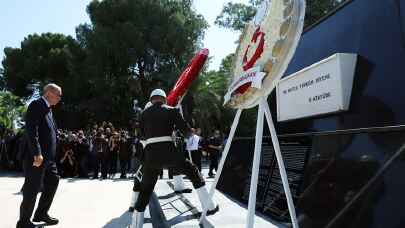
[192,69,229,134]
[75,0,208,125]
[0,91,26,130]
[215,0,262,32]
[1,33,89,128]
[0,68,5,90]
[2,33,86,100]
[192,53,258,136]
[215,0,343,32]
[1,0,208,128]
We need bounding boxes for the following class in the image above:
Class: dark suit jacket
[24,98,57,164]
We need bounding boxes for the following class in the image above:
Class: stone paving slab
[152,177,282,228]
[1,171,283,228]
[0,173,152,228]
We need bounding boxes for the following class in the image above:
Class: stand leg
[262,99,299,228]
[199,109,243,223]
[245,98,265,228]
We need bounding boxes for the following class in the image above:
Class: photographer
[87,129,97,175]
[56,132,67,174]
[0,133,8,170]
[76,130,90,178]
[60,144,76,178]
[108,130,120,177]
[118,131,131,179]
[93,128,108,179]
[68,133,79,176]
[207,130,223,178]
[0,129,15,170]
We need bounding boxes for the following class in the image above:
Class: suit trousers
[209,152,219,175]
[190,150,202,172]
[93,152,108,178]
[19,160,59,225]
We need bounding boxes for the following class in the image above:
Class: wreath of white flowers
[225,0,306,109]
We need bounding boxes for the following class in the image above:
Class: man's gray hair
[43,83,61,94]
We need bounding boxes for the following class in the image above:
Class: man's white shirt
[42,96,50,107]
[186,134,200,151]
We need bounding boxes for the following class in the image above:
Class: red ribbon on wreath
[234,26,266,94]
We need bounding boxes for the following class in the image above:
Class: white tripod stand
[199,97,299,228]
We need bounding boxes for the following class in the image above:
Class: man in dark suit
[17,83,62,228]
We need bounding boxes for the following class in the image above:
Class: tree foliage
[74,0,207,126]
[0,68,4,90]
[1,33,89,128]
[1,0,207,129]
[191,53,257,136]
[2,33,83,99]
[215,0,344,32]
[0,91,26,130]
[215,0,263,32]
[192,68,230,135]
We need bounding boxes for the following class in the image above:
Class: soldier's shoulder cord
[162,104,175,110]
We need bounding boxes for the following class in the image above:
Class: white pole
[245,98,265,228]
[199,109,243,223]
[262,98,299,228]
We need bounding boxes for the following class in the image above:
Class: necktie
[49,108,57,130]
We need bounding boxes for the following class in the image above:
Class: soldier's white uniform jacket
[140,102,190,168]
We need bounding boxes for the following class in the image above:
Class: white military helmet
[150,89,166,99]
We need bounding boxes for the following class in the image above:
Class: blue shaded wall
[278,0,405,134]
[218,1,405,227]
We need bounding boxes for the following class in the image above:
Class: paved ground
[1,169,282,228]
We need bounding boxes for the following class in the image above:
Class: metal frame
[199,97,299,228]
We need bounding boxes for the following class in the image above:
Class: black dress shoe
[207,205,219,216]
[33,215,59,225]
[16,220,38,228]
[174,188,193,194]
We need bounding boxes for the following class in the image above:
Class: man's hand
[33,155,44,167]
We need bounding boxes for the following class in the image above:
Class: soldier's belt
[142,136,173,147]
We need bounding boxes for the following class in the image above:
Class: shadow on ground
[102,211,152,228]
[0,171,23,178]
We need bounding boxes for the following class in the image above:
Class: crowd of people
[0,122,226,180]
[0,128,25,171]
[56,124,136,179]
